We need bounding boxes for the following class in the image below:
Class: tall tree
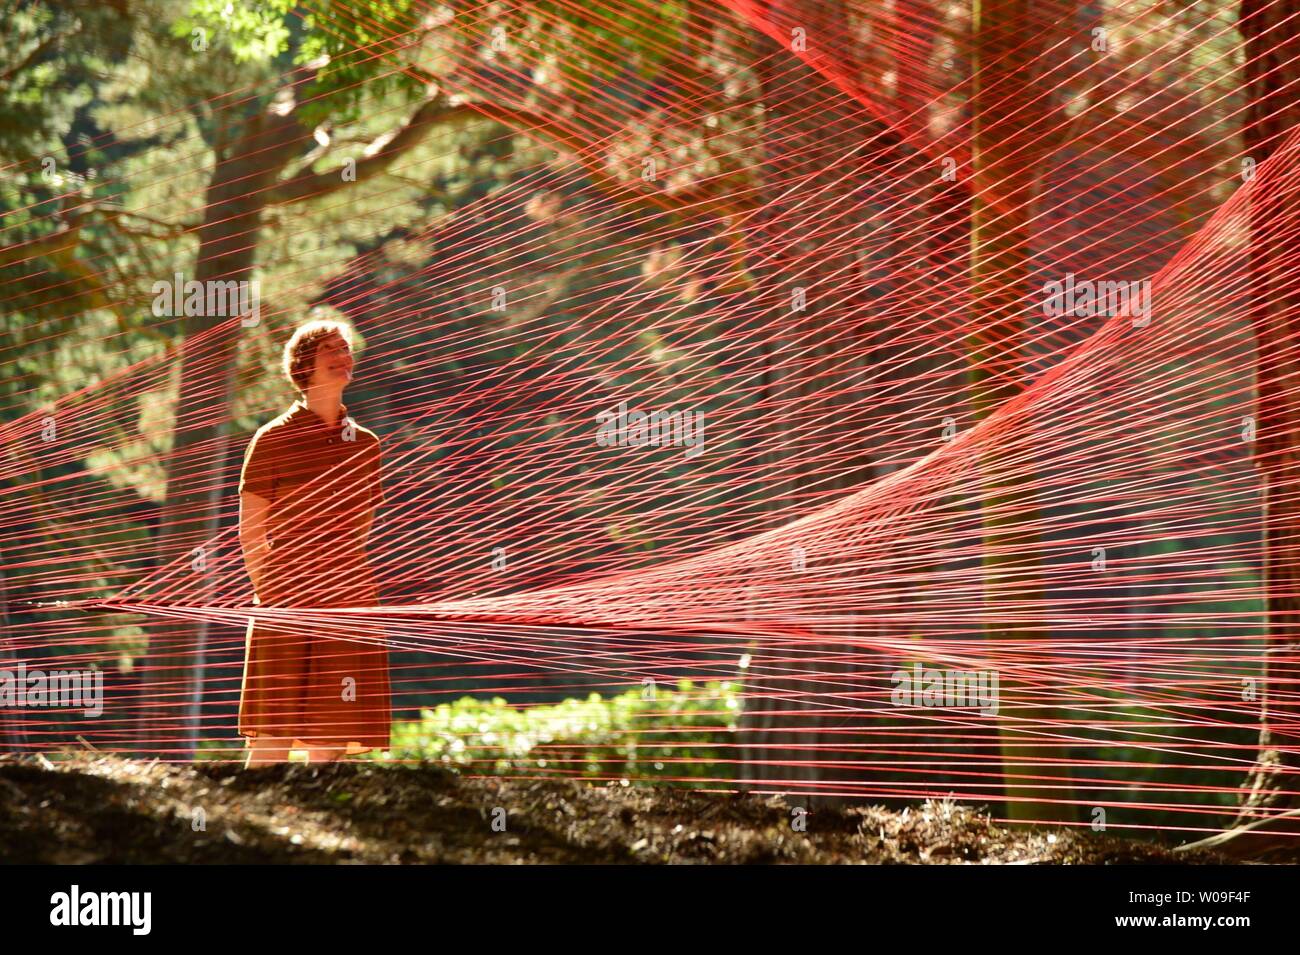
[736,2,941,806]
[1223,0,1300,839]
[967,0,1077,823]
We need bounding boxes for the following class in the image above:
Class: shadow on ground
[0,755,1286,864]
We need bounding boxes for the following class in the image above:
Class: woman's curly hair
[282,318,354,393]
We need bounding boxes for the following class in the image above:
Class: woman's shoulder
[348,419,383,448]
[247,406,298,448]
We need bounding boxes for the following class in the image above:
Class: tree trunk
[968,0,1077,823]
[737,10,913,808]
[142,106,302,758]
[0,552,28,752]
[1233,0,1300,828]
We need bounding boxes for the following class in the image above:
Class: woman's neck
[303,387,345,428]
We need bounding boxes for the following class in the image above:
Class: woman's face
[310,333,354,389]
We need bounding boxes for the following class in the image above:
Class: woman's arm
[239,491,273,595]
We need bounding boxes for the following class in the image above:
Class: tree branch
[265,88,456,205]
[0,22,80,84]
[0,220,82,268]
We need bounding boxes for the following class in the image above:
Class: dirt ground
[0,754,1285,864]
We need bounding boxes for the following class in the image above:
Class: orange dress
[236,400,391,753]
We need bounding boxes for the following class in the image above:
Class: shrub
[376,680,741,786]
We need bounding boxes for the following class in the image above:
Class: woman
[237,318,391,767]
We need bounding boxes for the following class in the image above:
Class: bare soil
[0,754,1277,864]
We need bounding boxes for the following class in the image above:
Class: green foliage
[193,739,245,761]
[0,0,137,157]
[173,0,292,64]
[380,681,741,785]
